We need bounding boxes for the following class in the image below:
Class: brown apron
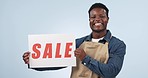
[71,41,109,78]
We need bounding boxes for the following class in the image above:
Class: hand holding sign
[22,51,30,64]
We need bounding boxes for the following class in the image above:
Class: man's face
[89,8,109,33]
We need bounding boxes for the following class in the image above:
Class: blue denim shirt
[76,30,126,78]
[32,30,126,78]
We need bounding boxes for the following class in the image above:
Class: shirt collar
[85,30,112,43]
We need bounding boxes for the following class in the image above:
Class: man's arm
[81,41,126,78]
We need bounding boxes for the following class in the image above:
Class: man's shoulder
[111,36,124,42]
[109,36,126,55]
[76,35,89,42]
[110,36,126,47]
[75,35,90,48]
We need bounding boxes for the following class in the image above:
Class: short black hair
[88,3,109,17]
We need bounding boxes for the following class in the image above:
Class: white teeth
[95,23,102,26]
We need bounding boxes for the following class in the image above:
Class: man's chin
[92,29,106,33]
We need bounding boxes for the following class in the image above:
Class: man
[23,3,126,78]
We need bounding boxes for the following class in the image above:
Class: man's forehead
[90,8,107,13]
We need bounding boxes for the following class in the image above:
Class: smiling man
[23,3,126,78]
[71,3,126,78]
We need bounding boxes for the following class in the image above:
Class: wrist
[80,53,86,61]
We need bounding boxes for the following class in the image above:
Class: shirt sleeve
[82,41,126,78]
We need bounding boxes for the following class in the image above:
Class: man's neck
[92,30,107,39]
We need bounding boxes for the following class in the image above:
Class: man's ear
[107,17,109,22]
[89,18,91,21]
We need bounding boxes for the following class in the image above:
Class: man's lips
[94,23,103,26]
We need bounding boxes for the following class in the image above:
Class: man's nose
[95,17,101,22]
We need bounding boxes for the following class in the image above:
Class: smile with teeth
[95,23,102,26]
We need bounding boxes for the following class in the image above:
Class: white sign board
[28,34,76,68]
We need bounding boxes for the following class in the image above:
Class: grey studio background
[0,0,148,78]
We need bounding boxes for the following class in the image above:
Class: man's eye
[100,16,106,18]
[90,16,95,19]
[91,17,95,18]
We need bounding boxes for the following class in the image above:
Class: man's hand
[22,51,30,64]
[74,48,86,61]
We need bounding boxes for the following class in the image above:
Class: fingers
[22,51,30,64]
[23,55,29,64]
[74,48,82,57]
[74,48,86,60]
[23,51,30,57]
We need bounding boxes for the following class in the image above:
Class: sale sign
[28,34,76,68]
